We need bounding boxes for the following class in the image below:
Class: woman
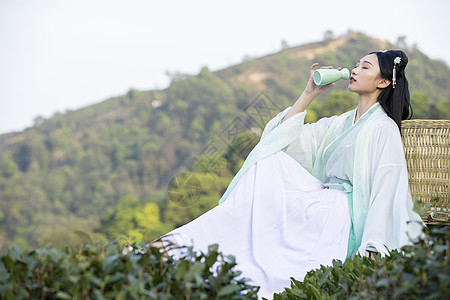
[161,50,424,298]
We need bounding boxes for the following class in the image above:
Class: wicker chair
[401,119,450,224]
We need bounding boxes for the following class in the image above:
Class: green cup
[313,68,350,85]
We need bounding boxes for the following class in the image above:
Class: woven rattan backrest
[401,120,449,217]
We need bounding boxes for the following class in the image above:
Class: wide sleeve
[260,107,294,138]
[219,107,338,204]
[260,107,338,173]
[358,120,424,256]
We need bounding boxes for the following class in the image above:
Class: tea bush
[272,226,449,300]
[0,237,259,299]
[0,226,448,299]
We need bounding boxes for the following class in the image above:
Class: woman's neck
[354,94,379,124]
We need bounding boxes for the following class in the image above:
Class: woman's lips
[350,76,356,83]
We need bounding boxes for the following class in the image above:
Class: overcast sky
[0,0,448,134]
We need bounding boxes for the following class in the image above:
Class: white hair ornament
[392,57,401,88]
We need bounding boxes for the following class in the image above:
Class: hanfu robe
[162,102,424,298]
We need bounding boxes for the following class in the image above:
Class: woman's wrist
[299,89,316,102]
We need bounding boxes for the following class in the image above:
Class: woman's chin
[348,84,357,92]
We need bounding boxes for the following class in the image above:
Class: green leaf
[74,230,92,242]
[289,286,306,297]
[306,283,321,299]
[142,290,157,298]
[90,276,103,288]
[114,290,127,300]
[224,254,236,264]
[375,278,391,288]
[106,272,126,285]
[55,291,72,299]
[176,260,190,281]
[93,290,107,300]
[103,254,120,273]
[108,237,126,245]
[205,252,218,269]
[208,243,219,253]
[184,262,205,282]
[433,245,447,254]
[6,246,22,261]
[319,268,331,286]
[331,259,342,269]
[218,284,241,297]
[0,264,10,283]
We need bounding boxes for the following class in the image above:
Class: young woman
[161,50,424,298]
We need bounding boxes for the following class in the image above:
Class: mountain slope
[0,31,449,248]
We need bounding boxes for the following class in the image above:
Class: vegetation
[0,224,447,299]
[272,226,449,300]
[0,31,449,249]
[0,235,259,299]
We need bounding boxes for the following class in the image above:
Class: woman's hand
[304,63,341,97]
[281,63,341,123]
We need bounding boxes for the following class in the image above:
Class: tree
[436,97,450,119]
[323,30,334,42]
[0,155,19,179]
[396,35,407,49]
[225,130,259,174]
[129,202,172,242]
[410,91,430,118]
[13,143,32,172]
[98,195,173,242]
[164,172,230,228]
[318,90,358,118]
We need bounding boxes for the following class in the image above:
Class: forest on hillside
[0,31,449,249]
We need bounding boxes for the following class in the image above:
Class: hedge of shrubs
[272,226,449,300]
[0,237,259,299]
[0,226,448,299]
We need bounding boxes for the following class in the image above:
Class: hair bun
[388,50,408,71]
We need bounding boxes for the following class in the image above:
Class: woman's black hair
[370,50,413,130]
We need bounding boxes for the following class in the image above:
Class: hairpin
[392,57,401,88]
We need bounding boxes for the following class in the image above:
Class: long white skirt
[161,151,351,299]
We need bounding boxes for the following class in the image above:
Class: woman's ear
[377,78,391,89]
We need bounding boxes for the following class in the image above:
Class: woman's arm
[282,63,339,123]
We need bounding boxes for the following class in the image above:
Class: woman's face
[348,53,385,95]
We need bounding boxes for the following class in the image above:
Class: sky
[0,0,449,134]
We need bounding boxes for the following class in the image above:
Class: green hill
[0,31,449,249]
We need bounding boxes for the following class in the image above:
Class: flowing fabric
[161,103,424,298]
[163,151,350,299]
[219,103,423,257]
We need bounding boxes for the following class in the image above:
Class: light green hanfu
[219,103,424,258]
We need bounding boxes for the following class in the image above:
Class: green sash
[311,103,387,259]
